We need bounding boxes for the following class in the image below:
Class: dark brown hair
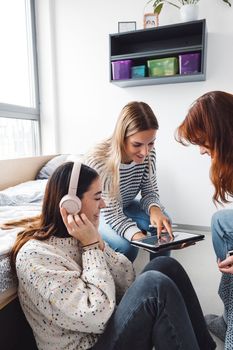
[10,162,99,267]
[176,91,233,203]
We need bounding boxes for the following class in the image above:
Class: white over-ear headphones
[59,162,82,215]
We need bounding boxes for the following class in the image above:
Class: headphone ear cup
[59,194,82,215]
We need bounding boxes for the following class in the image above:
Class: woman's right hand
[60,207,104,248]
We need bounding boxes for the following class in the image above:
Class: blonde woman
[84,101,172,261]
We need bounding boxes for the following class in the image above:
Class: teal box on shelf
[131,65,146,78]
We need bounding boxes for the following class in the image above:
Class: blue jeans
[211,209,233,261]
[92,257,216,350]
[99,199,170,262]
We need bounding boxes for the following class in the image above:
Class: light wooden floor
[133,231,224,349]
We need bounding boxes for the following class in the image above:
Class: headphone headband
[59,162,82,215]
[68,162,81,196]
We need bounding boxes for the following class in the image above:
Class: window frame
[0,0,40,122]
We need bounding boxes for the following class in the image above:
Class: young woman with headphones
[7,161,216,350]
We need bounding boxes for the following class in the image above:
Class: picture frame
[143,13,159,29]
[118,21,136,33]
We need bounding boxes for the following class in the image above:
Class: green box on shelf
[147,57,178,77]
[131,65,146,78]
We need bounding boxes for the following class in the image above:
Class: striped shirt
[85,148,164,241]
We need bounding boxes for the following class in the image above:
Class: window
[0,0,40,159]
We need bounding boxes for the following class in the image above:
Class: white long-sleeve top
[16,236,135,350]
[85,148,164,241]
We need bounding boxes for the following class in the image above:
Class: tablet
[131,231,205,252]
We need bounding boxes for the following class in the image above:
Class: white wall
[35,0,233,227]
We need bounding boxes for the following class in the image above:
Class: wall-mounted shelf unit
[109,19,207,87]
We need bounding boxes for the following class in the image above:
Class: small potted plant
[146,0,231,20]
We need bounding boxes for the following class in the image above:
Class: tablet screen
[131,231,205,251]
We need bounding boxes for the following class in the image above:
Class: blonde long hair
[85,101,159,198]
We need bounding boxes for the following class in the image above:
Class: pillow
[36,154,69,180]
[36,154,84,180]
[0,179,47,206]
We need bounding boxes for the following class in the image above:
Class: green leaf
[154,3,164,14]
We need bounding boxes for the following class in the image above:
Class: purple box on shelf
[112,60,132,80]
[179,53,200,75]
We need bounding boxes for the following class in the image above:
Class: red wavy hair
[176,91,233,204]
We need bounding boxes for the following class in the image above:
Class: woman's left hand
[218,256,233,274]
[171,242,196,250]
[150,206,173,239]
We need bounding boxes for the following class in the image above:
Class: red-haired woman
[176,90,233,349]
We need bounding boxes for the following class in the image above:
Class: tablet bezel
[131,231,205,252]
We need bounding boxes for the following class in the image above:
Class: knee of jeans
[150,256,176,268]
[145,256,182,275]
[136,270,174,297]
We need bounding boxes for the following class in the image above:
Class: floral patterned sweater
[16,236,135,350]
